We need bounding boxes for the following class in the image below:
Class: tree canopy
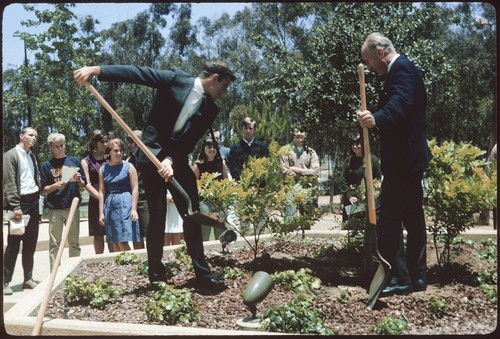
[3,2,496,168]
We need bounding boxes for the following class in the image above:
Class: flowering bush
[197,141,322,261]
[425,139,497,266]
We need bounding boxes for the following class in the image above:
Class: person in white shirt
[3,127,41,295]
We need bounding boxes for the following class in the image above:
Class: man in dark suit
[358,33,432,296]
[74,61,236,290]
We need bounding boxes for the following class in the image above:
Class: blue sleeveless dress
[102,161,140,243]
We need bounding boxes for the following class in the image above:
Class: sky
[2,2,249,70]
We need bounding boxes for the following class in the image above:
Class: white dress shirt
[15,144,38,195]
[173,77,205,135]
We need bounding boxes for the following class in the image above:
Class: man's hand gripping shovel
[84,82,226,229]
[357,64,391,309]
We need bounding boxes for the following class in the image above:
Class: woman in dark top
[192,136,228,241]
[81,130,108,254]
[339,135,381,222]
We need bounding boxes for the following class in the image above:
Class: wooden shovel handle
[32,197,79,335]
[84,83,194,214]
[85,83,162,170]
[357,64,377,225]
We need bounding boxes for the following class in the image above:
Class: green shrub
[370,316,408,335]
[114,251,142,265]
[174,240,192,269]
[480,284,497,304]
[429,296,446,317]
[140,281,200,324]
[272,268,321,293]
[336,289,351,304]
[425,139,497,266]
[197,141,322,263]
[219,266,246,280]
[64,275,124,309]
[477,239,497,264]
[260,294,336,335]
[478,269,497,285]
[137,260,149,275]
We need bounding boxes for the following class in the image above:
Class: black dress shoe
[413,279,427,292]
[196,276,228,290]
[149,271,168,285]
[379,283,412,297]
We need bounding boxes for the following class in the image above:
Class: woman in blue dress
[98,138,141,252]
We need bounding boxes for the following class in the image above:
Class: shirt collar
[244,137,254,146]
[15,144,31,155]
[388,53,400,73]
[193,77,204,96]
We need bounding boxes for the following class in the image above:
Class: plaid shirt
[228,138,269,181]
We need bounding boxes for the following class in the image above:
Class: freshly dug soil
[45,236,497,335]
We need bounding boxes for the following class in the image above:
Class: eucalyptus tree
[437,2,496,151]
[2,68,29,151]
[250,2,460,164]
[168,3,198,58]
[96,4,174,139]
[195,9,258,144]
[3,3,103,161]
[195,3,306,145]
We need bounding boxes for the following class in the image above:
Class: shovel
[32,197,79,335]
[357,64,391,309]
[84,82,225,229]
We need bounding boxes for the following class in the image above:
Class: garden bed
[41,235,497,335]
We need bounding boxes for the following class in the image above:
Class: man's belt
[20,191,40,201]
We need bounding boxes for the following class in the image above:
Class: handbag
[4,210,30,235]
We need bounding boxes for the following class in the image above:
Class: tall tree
[97,4,174,138]
[169,3,198,58]
[3,3,103,161]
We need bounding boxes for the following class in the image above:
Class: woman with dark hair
[192,136,228,241]
[81,130,109,254]
[339,135,381,222]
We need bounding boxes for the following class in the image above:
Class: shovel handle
[85,83,162,170]
[84,82,194,214]
[32,197,79,335]
[358,64,377,225]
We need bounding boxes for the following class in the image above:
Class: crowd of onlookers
[3,116,322,295]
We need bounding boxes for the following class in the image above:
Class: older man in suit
[74,61,235,290]
[358,33,432,296]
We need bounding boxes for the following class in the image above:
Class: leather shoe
[196,276,228,290]
[3,283,13,295]
[149,277,168,285]
[22,279,38,289]
[379,283,412,297]
[413,279,427,292]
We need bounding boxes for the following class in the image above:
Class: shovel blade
[367,260,391,309]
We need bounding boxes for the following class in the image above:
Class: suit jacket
[98,65,219,163]
[373,55,432,176]
[3,147,40,210]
